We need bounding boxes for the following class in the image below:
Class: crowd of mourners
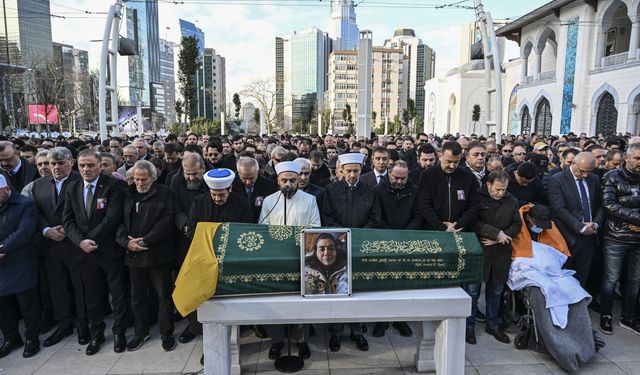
[0,129,639,365]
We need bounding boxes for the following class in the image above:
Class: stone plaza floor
[1,300,639,375]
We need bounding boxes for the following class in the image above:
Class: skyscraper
[275,37,285,127]
[193,48,226,121]
[383,29,436,121]
[158,38,176,125]
[329,0,359,51]
[52,43,92,130]
[288,28,331,128]
[0,0,54,127]
[118,0,161,109]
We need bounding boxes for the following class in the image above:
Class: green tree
[472,104,481,134]
[232,93,242,125]
[321,109,332,135]
[253,107,260,130]
[372,111,377,128]
[391,115,401,134]
[407,98,417,133]
[177,36,201,128]
[342,104,353,132]
[401,109,411,134]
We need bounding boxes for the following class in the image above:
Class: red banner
[28,104,59,125]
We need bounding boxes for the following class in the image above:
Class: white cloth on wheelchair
[508,241,591,328]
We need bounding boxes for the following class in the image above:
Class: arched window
[596,92,618,137]
[535,98,552,136]
[521,106,531,135]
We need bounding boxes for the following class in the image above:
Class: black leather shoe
[85,335,105,356]
[179,327,197,344]
[0,338,24,359]
[268,342,284,359]
[39,319,57,335]
[77,329,90,345]
[23,339,40,358]
[600,315,613,335]
[43,328,74,348]
[297,342,310,359]
[329,335,341,352]
[162,336,177,352]
[350,334,368,351]
[485,328,510,344]
[126,334,150,351]
[393,322,413,337]
[113,334,126,353]
[465,328,476,345]
[372,322,387,337]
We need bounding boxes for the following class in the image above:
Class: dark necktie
[246,187,253,202]
[577,179,591,222]
[85,185,93,217]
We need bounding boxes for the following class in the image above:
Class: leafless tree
[240,77,280,134]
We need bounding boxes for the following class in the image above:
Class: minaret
[329,0,359,51]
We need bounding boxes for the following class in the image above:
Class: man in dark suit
[548,152,604,288]
[231,156,278,223]
[359,146,388,186]
[31,147,89,348]
[0,141,38,191]
[62,150,127,356]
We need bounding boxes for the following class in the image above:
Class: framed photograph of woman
[300,228,352,298]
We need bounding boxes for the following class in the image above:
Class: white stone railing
[602,52,628,67]
[539,70,556,82]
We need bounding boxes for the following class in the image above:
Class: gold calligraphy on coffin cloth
[214,223,469,284]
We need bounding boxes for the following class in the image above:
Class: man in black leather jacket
[599,144,640,336]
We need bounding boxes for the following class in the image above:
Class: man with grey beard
[168,153,207,343]
[117,160,176,352]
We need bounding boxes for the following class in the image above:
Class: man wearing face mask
[467,170,521,345]
[258,161,320,361]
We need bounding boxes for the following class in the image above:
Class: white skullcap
[204,168,235,190]
[0,174,7,188]
[338,152,365,166]
[274,161,301,175]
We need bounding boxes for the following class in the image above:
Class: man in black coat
[469,170,521,345]
[359,146,388,186]
[323,152,381,353]
[294,158,325,214]
[168,153,208,344]
[31,147,89,348]
[416,141,480,232]
[506,162,548,207]
[0,141,38,191]
[371,160,420,338]
[231,156,278,223]
[62,150,127,356]
[117,160,177,352]
[0,174,41,359]
[409,143,437,185]
[461,141,487,188]
[548,152,604,289]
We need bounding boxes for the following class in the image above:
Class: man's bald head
[182,153,204,170]
[628,136,640,146]
[237,156,259,173]
[571,152,595,179]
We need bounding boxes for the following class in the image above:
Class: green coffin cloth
[211,223,483,296]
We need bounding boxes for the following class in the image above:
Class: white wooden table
[198,287,470,375]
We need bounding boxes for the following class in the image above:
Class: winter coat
[473,186,522,283]
[0,190,38,296]
[601,164,640,244]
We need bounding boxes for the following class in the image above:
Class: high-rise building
[158,38,176,125]
[275,37,285,127]
[192,48,226,121]
[329,0,359,51]
[118,0,160,109]
[0,0,54,127]
[52,43,92,130]
[327,50,358,131]
[179,19,205,57]
[371,46,408,129]
[383,29,435,121]
[285,27,331,129]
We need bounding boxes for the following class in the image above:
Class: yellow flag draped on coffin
[172,222,220,316]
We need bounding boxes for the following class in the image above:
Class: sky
[49,0,550,101]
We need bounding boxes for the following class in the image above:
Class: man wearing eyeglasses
[548,152,604,289]
[231,156,278,223]
[0,141,39,192]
